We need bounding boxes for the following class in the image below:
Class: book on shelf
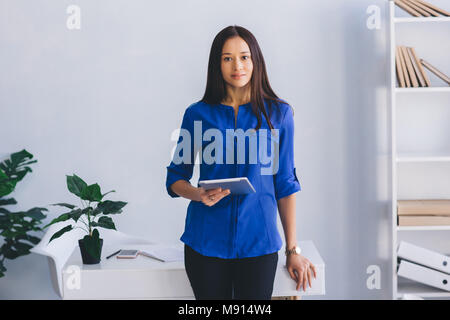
[395,46,406,87]
[395,0,421,17]
[394,0,450,17]
[397,46,411,87]
[397,199,450,226]
[409,0,441,16]
[398,199,450,216]
[395,46,449,88]
[404,0,432,16]
[407,47,426,87]
[399,215,450,226]
[421,59,450,85]
[410,47,431,87]
[401,46,419,87]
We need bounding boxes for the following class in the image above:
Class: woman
[166,25,316,300]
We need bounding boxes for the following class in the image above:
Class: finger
[296,271,302,291]
[206,187,222,196]
[202,194,216,206]
[220,189,231,197]
[287,267,297,282]
[307,268,312,288]
[215,190,231,202]
[209,189,231,205]
[202,189,221,203]
[312,264,317,279]
[303,271,307,292]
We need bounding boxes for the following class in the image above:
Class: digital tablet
[198,177,256,194]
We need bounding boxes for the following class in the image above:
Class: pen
[106,249,121,259]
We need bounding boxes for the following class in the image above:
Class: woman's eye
[223,56,250,61]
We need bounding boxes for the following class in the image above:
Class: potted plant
[0,149,47,277]
[44,174,127,264]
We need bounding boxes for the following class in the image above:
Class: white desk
[62,240,325,299]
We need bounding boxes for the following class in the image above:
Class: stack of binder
[397,241,450,291]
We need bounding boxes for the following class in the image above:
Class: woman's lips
[231,74,245,79]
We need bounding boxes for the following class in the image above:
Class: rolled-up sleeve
[273,105,301,201]
[165,106,195,198]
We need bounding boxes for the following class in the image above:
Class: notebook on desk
[138,244,184,262]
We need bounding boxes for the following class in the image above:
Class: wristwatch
[285,245,301,256]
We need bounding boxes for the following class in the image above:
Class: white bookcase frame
[389,0,450,300]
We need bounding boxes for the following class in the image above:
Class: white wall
[0,0,395,299]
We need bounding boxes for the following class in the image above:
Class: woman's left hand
[286,254,317,292]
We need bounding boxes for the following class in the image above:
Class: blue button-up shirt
[166,99,301,259]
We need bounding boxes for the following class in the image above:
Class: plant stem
[78,216,90,230]
[88,201,92,236]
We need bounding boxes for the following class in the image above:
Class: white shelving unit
[389,1,450,300]
[395,87,450,93]
[394,16,450,23]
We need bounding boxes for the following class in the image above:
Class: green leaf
[50,203,76,210]
[19,160,37,166]
[80,183,102,202]
[0,198,17,206]
[10,149,33,167]
[48,225,73,243]
[96,200,127,215]
[91,216,116,230]
[24,207,47,220]
[91,206,101,216]
[0,168,16,197]
[2,246,21,259]
[43,212,71,229]
[0,260,6,277]
[70,208,83,222]
[13,241,33,252]
[101,190,115,199]
[1,229,20,238]
[66,174,87,198]
[15,233,41,245]
[14,168,31,182]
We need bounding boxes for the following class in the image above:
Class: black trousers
[184,244,278,300]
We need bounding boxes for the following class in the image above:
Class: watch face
[295,247,301,254]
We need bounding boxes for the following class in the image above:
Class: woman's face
[220,36,253,89]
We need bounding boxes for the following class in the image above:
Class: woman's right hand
[197,187,231,206]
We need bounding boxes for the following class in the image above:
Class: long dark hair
[201,25,288,130]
